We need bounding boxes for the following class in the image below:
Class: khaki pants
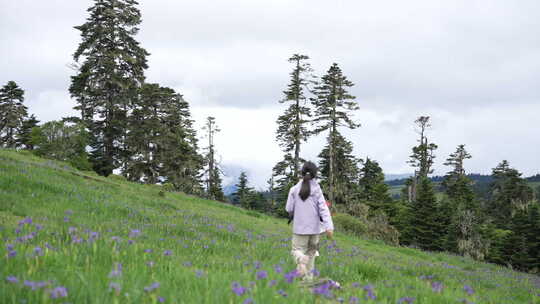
[291,233,320,281]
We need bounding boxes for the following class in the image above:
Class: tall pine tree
[17,114,40,150]
[440,145,486,257]
[318,131,360,206]
[233,172,254,209]
[488,160,534,229]
[406,116,438,202]
[311,63,360,204]
[124,83,163,183]
[0,81,27,148]
[70,0,149,176]
[442,144,474,203]
[273,54,314,203]
[202,116,224,201]
[357,157,395,218]
[158,88,203,195]
[404,177,441,251]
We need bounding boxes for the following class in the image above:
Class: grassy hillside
[1,149,539,303]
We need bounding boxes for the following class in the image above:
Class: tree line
[1,0,539,273]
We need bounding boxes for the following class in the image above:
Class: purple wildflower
[284,270,299,283]
[34,247,43,256]
[18,217,32,226]
[144,282,160,292]
[109,282,121,293]
[49,286,68,299]
[277,289,288,297]
[144,249,153,253]
[311,268,320,277]
[195,270,204,278]
[65,210,73,215]
[463,285,475,295]
[35,224,43,231]
[72,236,83,244]
[6,276,18,283]
[183,261,192,267]
[111,236,121,242]
[89,232,99,240]
[64,217,70,222]
[6,243,14,250]
[128,240,134,245]
[68,227,77,234]
[349,296,360,304]
[253,261,262,269]
[273,264,283,273]
[146,261,155,267]
[312,282,333,298]
[158,297,165,303]
[243,298,254,304]
[163,250,172,256]
[268,279,277,287]
[231,282,247,296]
[24,280,48,290]
[256,270,268,280]
[109,263,123,278]
[8,250,17,257]
[129,229,141,238]
[398,297,415,304]
[431,281,443,293]
[351,282,360,288]
[363,284,376,300]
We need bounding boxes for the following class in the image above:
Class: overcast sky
[1,0,539,188]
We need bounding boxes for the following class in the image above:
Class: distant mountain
[385,173,413,181]
[223,184,237,196]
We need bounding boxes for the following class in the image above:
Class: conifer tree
[157,88,203,195]
[405,177,440,251]
[233,172,254,209]
[358,157,395,218]
[407,116,437,178]
[202,116,224,201]
[273,54,314,202]
[70,0,149,176]
[124,83,163,183]
[501,209,531,271]
[208,165,225,202]
[489,160,534,228]
[311,63,360,204]
[442,144,474,203]
[406,116,437,202]
[441,145,484,256]
[0,81,27,148]
[526,203,540,270]
[318,131,360,205]
[17,114,39,150]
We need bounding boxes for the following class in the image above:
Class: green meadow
[1,149,539,303]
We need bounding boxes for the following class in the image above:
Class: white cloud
[1,0,539,188]
[26,90,78,122]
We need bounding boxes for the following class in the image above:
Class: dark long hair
[299,161,318,201]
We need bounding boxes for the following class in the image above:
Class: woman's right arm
[285,187,295,215]
[316,185,334,233]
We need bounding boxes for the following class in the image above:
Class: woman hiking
[285,161,334,282]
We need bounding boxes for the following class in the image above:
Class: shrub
[366,212,400,246]
[333,213,367,236]
[159,183,176,197]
